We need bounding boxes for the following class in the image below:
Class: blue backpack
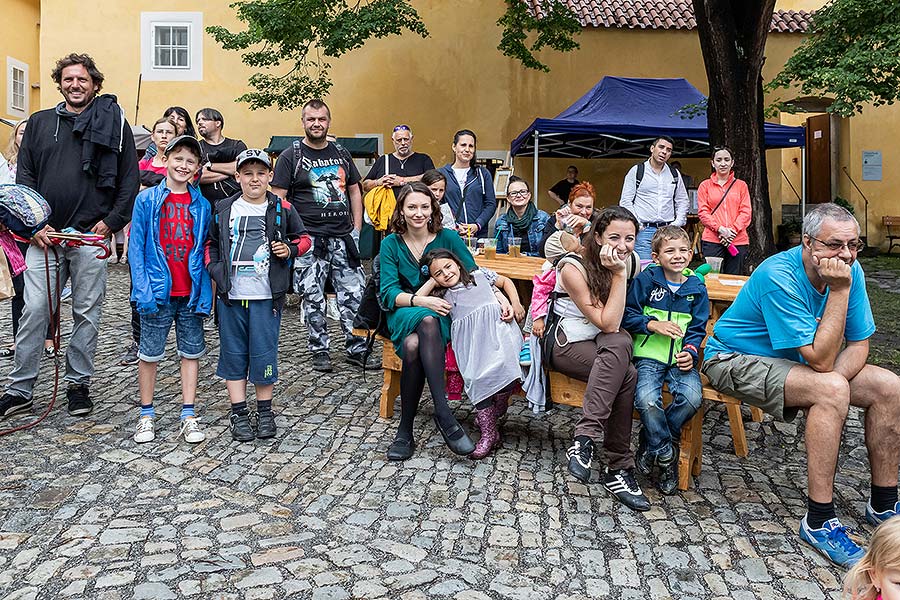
[0,184,51,237]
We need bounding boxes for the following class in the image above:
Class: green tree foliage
[769,0,900,116]
[207,0,428,110]
[496,0,582,72]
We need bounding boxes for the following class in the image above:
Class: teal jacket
[623,265,709,365]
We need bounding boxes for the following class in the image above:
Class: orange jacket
[697,172,752,246]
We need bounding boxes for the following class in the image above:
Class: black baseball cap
[164,135,202,157]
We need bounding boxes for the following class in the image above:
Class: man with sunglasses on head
[702,203,900,569]
[362,125,434,195]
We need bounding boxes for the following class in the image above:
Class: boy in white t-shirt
[207,149,311,442]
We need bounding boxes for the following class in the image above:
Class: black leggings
[397,316,454,440]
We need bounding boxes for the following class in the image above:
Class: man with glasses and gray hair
[362,124,434,195]
[702,203,900,569]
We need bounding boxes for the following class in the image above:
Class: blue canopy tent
[510,77,808,212]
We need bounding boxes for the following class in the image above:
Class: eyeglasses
[807,235,865,252]
[507,190,530,198]
[393,124,410,132]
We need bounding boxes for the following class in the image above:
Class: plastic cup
[465,237,479,256]
[705,256,723,274]
[483,238,497,259]
[509,237,522,257]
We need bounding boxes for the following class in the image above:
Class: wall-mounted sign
[862,150,882,181]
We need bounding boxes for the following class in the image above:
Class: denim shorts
[216,298,281,384]
[138,296,206,362]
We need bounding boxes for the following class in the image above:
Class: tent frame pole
[533,131,540,207]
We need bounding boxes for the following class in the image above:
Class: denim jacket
[129,180,212,315]
[495,209,551,256]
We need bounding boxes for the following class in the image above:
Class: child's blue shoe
[799,515,865,568]
[865,499,900,526]
[519,343,531,367]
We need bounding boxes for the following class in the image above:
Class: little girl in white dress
[418,249,523,459]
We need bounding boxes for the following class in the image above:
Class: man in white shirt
[619,136,689,259]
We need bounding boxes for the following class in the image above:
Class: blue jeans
[635,227,657,261]
[138,297,206,362]
[634,358,702,456]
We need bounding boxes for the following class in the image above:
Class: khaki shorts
[701,352,798,422]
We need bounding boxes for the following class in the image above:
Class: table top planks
[475,253,748,303]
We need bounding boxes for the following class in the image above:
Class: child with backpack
[129,135,212,444]
[207,149,311,442]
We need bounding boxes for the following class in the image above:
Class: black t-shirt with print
[199,137,248,202]
[364,152,435,192]
[272,141,361,237]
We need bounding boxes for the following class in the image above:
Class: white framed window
[6,57,28,118]
[140,12,203,81]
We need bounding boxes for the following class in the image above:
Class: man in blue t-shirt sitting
[703,203,900,569]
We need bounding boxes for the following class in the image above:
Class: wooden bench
[884,216,900,255]
[356,315,764,492]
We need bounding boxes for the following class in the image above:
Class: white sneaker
[134,417,155,443]
[180,417,205,443]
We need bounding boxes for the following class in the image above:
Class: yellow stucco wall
[37,0,896,247]
[0,0,40,127]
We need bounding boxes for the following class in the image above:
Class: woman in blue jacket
[494,176,550,256]
[438,130,496,239]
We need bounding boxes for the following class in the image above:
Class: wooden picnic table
[475,253,748,314]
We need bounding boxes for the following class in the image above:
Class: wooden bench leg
[750,406,764,423]
[726,403,749,457]
[379,368,400,419]
[678,404,704,490]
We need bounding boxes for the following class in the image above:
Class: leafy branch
[207,0,428,110]
[768,0,900,117]
[497,0,581,72]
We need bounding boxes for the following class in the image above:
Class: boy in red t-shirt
[128,135,213,444]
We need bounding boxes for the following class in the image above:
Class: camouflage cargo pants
[294,236,366,355]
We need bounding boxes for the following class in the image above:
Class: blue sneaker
[519,343,531,367]
[866,499,900,526]
[799,515,865,568]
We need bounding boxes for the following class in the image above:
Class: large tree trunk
[693,0,777,268]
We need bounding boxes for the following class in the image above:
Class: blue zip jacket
[438,164,497,238]
[129,180,212,315]
[622,264,709,365]
[494,208,551,256]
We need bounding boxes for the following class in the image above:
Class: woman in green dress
[379,182,477,460]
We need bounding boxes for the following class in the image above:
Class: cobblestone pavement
[0,263,885,599]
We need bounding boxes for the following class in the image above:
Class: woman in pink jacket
[697,146,752,275]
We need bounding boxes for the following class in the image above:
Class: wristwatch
[204,161,212,172]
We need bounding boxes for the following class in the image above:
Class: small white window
[153,24,191,69]
[141,12,203,81]
[6,57,28,118]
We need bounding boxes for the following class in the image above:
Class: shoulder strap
[385,153,390,176]
[668,163,681,201]
[632,162,645,203]
[289,140,304,197]
[709,178,737,216]
[333,141,354,167]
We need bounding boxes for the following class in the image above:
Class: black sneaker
[66,384,93,417]
[311,352,333,373]
[0,393,32,418]
[635,429,653,476]
[119,342,139,366]
[230,413,255,442]
[603,468,651,512]
[346,351,378,369]
[255,410,277,439]
[566,436,594,483]
[657,445,680,496]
